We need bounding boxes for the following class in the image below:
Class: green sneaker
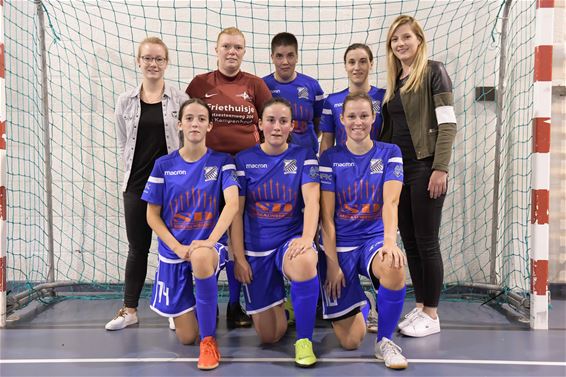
[294,338,317,368]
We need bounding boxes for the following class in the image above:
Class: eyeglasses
[140,56,167,66]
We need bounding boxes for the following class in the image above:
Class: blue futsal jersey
[142,149,239,259]
[235,144,320,251]
[263,73,324,153]
[319,86,385,146]
[319,141,403,247]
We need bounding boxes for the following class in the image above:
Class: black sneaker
[226,302,252,328]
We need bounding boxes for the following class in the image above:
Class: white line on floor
[0,358,565,366]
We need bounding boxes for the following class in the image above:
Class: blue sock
[377,285,406,342]
[361,298,370,322]
[226,260,241,304]
[195,275,218,339]
[290,276,319,341]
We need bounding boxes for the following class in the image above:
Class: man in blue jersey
[319,43,386,155]
[231,98,321,368]
[142,99,240,371]
[319,92,408,370]
[263,32,325,154]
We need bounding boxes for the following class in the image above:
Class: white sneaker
[169,317,176,331]
[375,337,408,370]
[365,291,378,333]
[105,307,138,330]
[400,311,440,337]
[398,307,422,330]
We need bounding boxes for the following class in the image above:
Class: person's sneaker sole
[295,360,317,368]
[375,352,408,369]
[400,326,440,337]
[197,361,220,370]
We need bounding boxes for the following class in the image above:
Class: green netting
[4,1,534,306]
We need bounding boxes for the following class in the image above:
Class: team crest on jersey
[236,91,252,101]
[394,164,403,178]
[297,87,309,100]
[284,159,297,174]
[372,100,381,114]
[204,166,219,181]
[370,159,383,174]
[309,165,319,179]
[230,170,239,183]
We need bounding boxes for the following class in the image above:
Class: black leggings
[398,158,445,308]
[122,190,153,308]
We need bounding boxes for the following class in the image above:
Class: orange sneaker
[197,336,220,370]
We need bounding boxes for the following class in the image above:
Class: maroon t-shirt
[186,70,272,155]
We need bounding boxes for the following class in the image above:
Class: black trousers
[398,158,445,308]
[122,190,153,308]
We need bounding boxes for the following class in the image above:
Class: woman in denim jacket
[106,37,188,330]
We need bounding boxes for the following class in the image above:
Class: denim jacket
[115,82,189,192]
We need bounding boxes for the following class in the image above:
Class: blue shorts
[150,243,227,317]
[243,237,316,315]
[318,237,383,320]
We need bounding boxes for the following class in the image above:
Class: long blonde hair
[384,15,428,103]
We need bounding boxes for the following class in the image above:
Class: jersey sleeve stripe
[315,94,325,101]
[435,105,457,124]
[236,170,246,177]
[319,166,333,173]
[147,176,164,183]
[222,163,236,171]
[388,157,403,164]
[304,159,318,166]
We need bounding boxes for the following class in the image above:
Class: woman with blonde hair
[107,37,188,331]
[380,15,457,337]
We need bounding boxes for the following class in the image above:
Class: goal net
[3,0,535,317]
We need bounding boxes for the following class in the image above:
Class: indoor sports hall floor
[1,298,565,376]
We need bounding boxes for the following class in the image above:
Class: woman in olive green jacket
[380,15,457,338]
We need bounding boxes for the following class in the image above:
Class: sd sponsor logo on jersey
[204,166,219,181]
[297,87,309,100]
[370,159,383,174]
[284,159,297,174]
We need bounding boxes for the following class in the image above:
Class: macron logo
[246,163,268,169]
[333,162,355,167]
[164,170,187,176]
